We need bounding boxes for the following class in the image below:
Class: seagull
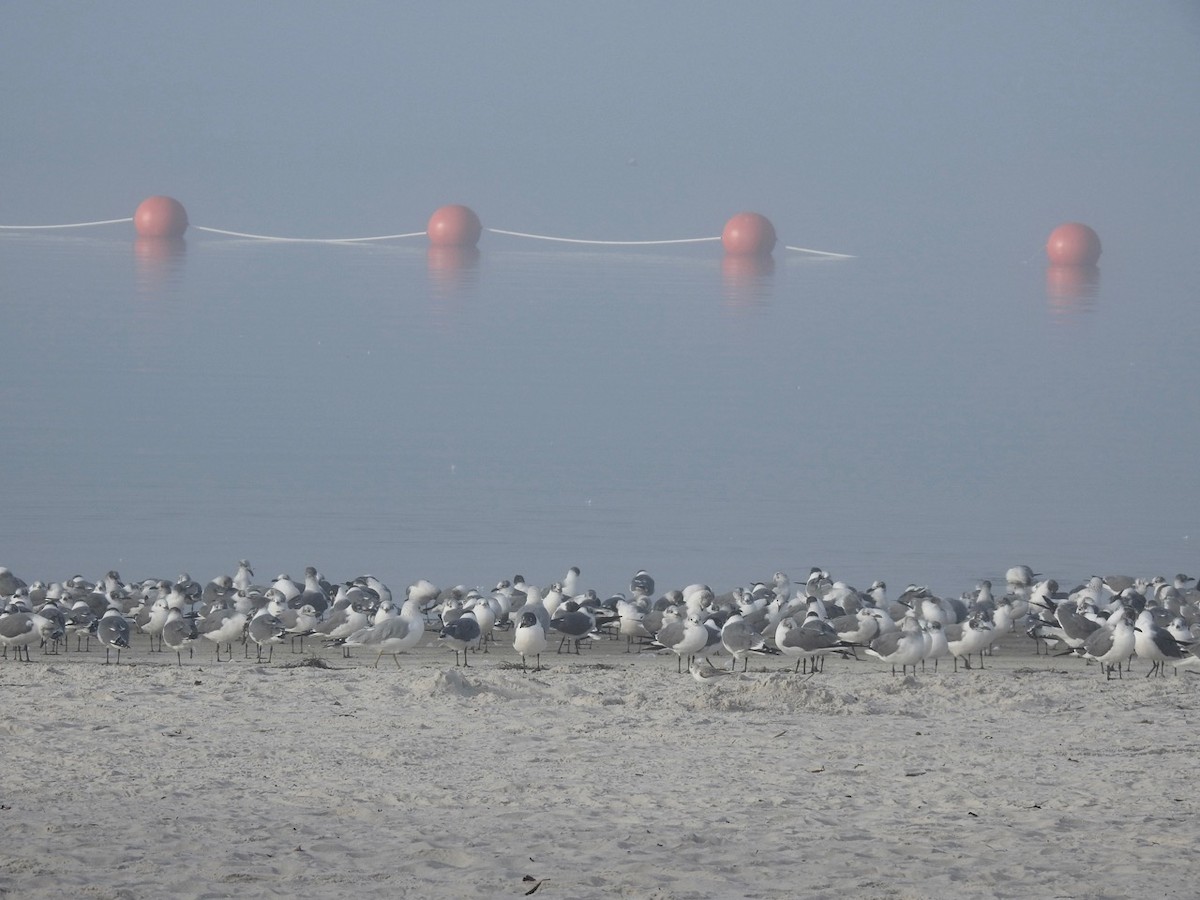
[197,604,248,662]
[648,613,709,673]
[775,616,848,675]
[64,601,97,651]
[96,607,132,665]
[338,599,425,668]
[0,608,60,662]
[439,612,481,666]
[1045,599,1103,651]
[690,659,736,684]
[918,620,951,671]
[314,592,370,657]
[271,574,302,604]
[137,597,171,652]
[35,600,67,654]
[561,566,582,598]
[945,612,995,671]
[512,585,552,636]
[470,596,497,651]
[161,607,198,667]
[720,613,766,671]
[864,629,926,676]
[827,609,881,656]
[1079,608,1138,680]
[513,611,549,671]
[280,604,321,652]
[232,559,255,592]
[630,570,655,598]
[295,566,330,616]
[0,567,24,598]
[616,596,651,652]
[549,602,611,654]
[1134,608,1186,677]
[200,575,238,613]
[247,608,287,663]
[407,579,441,616]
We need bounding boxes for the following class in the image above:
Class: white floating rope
[487,227,722,246]
[0,214,855,257]
[193,226,427,244]
[0,217,134,230]
[784,245,856,259]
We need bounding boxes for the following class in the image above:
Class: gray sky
[5,2,1199,260]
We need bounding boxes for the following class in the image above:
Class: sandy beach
[1,617,1197,900]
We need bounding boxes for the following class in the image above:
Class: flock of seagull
[1,563,1198,681]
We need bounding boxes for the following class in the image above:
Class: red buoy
[1046,222,1101,266]
[427,204,482,248]
[722,212,776,257]
[134,195,188,238]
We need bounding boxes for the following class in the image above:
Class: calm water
[2,231,1197,597]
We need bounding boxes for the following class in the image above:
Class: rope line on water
[193,226,427,243]
[0,216,855,257]
[0,217,134,230]
[784,245,856,259]
[487,228,722,246]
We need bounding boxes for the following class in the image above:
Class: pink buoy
[722,212,776,257]
[427,204,482,248]
[134,195,188,238]
[1046,222,1101,266]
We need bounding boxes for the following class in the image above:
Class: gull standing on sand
[920,620,950,671]
[314,591,370,657]
[616,596,651,651]
[1134,608,1186,677]
[198,604,247,662]
[137,596,171,652]
[1039,597,1102,652]
[282,604,320,652]
[248,608,287,663]
[649,613,709,673]
[1079,607,1138,680]
[337,597,425,668]
[550,602,611,654]
[0,607,60,662]
[865,629,926,676]
[828,609,881,653]
[161,607,198,668]
[439,612,481,666]
[65,601,97,651]
[945,612,994,671]
[469,596,497,651]
[775,616,846,675]
[720,613,765,671]
[513,611,548,671]
[97,607,132,665]
[36,600,66,654]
